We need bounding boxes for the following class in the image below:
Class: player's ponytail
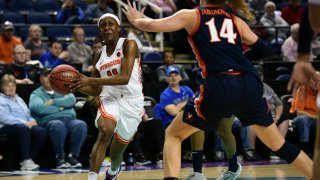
[228,0,254,21]
[208,0,254,21]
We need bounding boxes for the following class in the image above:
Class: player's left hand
[122,0,145,25]
[70,73,90,92]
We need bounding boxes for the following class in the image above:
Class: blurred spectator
[24,24,48,61]
[281,23,314,62]
[0,21,22,64]
[281,23,300,62]
[127,26,160,53]
[29,70,87,169]
[0,74,47,170]
[2,45,42,84]
[250,65,290,159]
[156,66,194,128]
[156,50,189,82]
[248,0,268,20]
[281,0,304,25]
[67,26,92,72]
[136,104,164,164]
[39,40,69,69]
[85,0,115,24]
[86,41,103,73]
[149,0,177,17]
[290,72,319,157]
[249,11,270,41]
[312,36,320,59]
[260,1,289,43]
[56,0,86,24]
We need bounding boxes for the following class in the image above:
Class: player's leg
[89,116,116,173]
[107,136,128,177]
[184,130,206,180]
[217,116,240,173]
[277,120,289,138]
[250,123,313,179]
[164,111,200,179]
[191,130,205,173]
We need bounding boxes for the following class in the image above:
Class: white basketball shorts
[95,94,144,144]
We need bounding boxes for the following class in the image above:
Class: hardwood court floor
[0,161,307,180]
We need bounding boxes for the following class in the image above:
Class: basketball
[49,65,80,95]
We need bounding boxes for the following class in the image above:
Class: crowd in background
[0,0,318,170]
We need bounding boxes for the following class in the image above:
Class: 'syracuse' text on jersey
[188,6,259,79]
[95,38,143,96]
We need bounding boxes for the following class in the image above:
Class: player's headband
[97,13,120,27]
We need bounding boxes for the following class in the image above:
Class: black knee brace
[273,141,301,163]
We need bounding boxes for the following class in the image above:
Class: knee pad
[273,141,301,163]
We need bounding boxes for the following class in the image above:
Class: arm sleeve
[159,92,173,108]
[179,67,190,81]
[67,44,78,63]
[298,5,313,54]
[265,85,282,106]
[16,96,36,122]
[53,58,68,68]
[55,9,65,23]
[53,94,76,108]
[157,66,167,82]
[29,94,61,116]
[78,7,85,21]
[0,103,24,125]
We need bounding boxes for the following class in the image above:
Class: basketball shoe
[184,172,207,180]
[216,163,242,180]
[105,165,122,180]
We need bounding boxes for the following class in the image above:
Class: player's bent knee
[273,141,301,163]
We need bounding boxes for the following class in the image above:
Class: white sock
[108,167,120,176]
[88,172,98,180]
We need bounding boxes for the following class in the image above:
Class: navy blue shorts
[183,74,273,131]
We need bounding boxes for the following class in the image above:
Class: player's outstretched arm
[122,0,195,33]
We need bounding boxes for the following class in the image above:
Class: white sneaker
[216,163,242,180]
[184,172,207,180]
[20,159,39,171]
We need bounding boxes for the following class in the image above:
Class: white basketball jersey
[96,38,143,97]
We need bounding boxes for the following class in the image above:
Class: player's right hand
[122,0,145,25]
[287,61,317,97]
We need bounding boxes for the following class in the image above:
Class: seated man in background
[39,40,69,69]
[85,0,115,24]
[281,23,300,62]
[67,26,92,72]
[0,74,47,170]
[24,24,48,61]
[1,45,42,84]
[156,66,206,179]
[156,50,190,82]
[29,70,87,169]
[289,72,319,157]
[251,65,289,159]
[0,21,22,64]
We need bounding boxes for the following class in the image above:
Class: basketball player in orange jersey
[123,0,313,179]
[70,13,144,180]
[288,0,320,179]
